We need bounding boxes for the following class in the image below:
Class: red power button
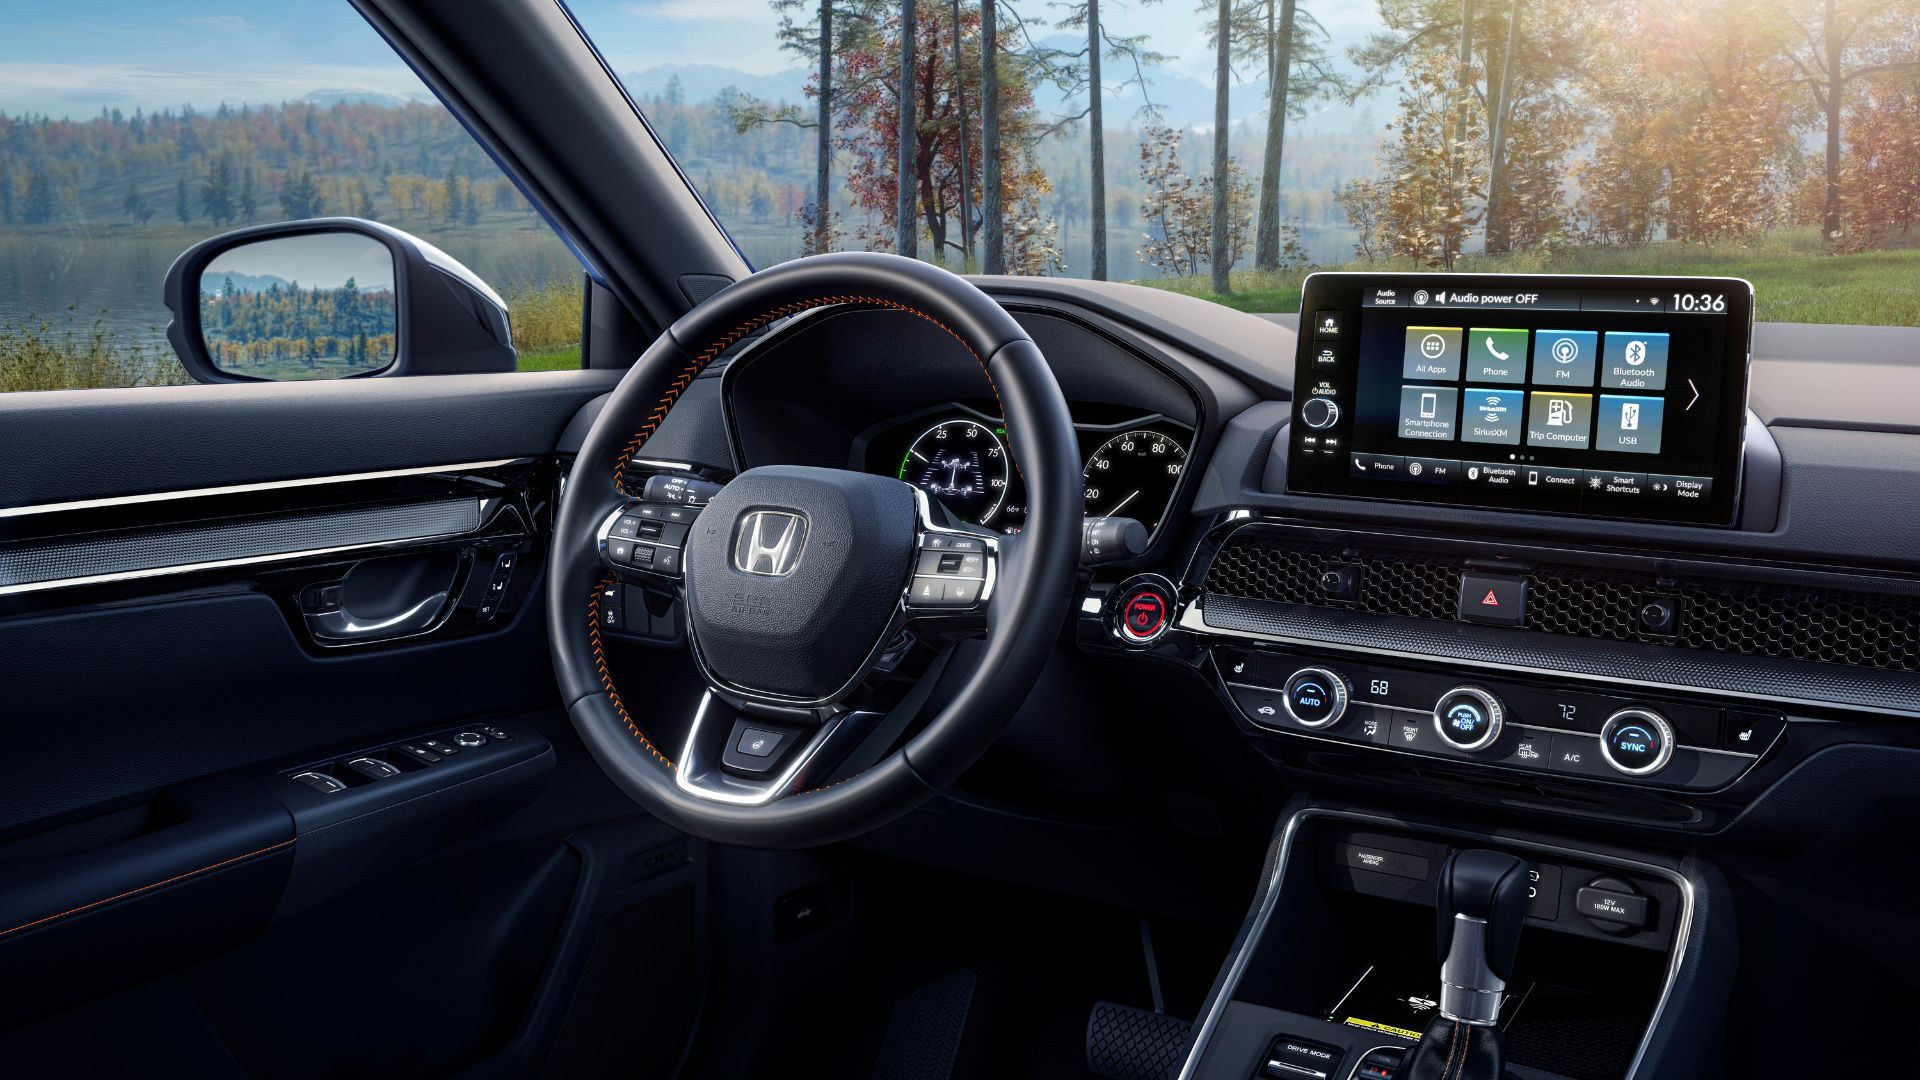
[1112,577,1175,644]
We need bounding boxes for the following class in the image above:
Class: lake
[1,223,586,354]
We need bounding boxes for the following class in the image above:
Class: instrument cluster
[863,406,1192,536]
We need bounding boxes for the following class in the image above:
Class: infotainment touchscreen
[1285,273,1753,526]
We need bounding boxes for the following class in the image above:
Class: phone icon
[1420,392,1438,419]
[1485,336,1511,362]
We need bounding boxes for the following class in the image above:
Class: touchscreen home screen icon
[1403,327,1463,379]
[1467,328,1529,384]
[1398,385,1459,441]
[1531,329,1597,386]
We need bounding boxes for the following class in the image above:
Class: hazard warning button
[1457,572,1528,627]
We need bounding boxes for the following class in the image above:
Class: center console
[1177,807,1731,1080]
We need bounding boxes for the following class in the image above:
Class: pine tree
[240,164,258,225]
[202,152,236,225]
[176,177,192,225]
[124,179,153,224]
[24,169,56,224]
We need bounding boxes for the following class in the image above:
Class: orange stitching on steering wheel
[593,293,1018,775]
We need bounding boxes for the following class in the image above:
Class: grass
[518,345,583,371]
[0,310,189,393]
[508,276,585,372]
[1135,229,1920,326]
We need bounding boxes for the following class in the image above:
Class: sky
[202,232,398,292]
[2,0,1387,126]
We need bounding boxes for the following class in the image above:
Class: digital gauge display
[899,419,1012,526]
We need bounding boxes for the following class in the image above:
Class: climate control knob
[1300,397,1341,429]
[1282,668,1349,728]
[1432,686,1505,751]
[1599,708,1675,776]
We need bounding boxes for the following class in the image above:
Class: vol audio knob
[1300,397,1341,430]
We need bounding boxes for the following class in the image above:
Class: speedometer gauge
[1083,430,1188,532]
[901,419,1011,526]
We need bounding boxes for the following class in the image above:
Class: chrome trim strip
[0,530,476,597]
[1175,807,1697,1080]
[672,692,854,806]
[0,458,528,519]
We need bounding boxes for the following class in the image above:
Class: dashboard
[856,405,1191,535]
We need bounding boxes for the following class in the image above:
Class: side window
[0,2,585,392]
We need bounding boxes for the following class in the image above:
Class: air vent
[1202,536,1920,673]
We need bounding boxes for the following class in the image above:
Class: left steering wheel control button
[643,474,724,507]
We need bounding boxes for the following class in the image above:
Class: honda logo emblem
[733,511,808,576]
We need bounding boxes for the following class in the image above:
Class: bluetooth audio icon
[1625,340,1647,366]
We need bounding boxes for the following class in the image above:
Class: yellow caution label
[1340,1016,1425,1041]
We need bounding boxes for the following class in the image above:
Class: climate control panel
[1215,646,1782,792]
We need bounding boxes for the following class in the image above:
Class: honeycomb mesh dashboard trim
[1202,535,1920,674]
[1187,593,1920,717]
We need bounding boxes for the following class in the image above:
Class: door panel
[0,371,710,1073]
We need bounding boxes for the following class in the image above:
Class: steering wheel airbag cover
[682,465,916,700]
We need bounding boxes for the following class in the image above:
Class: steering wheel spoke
[673,691,887,806]
[596,497,702,582]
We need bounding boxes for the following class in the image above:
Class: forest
[2,0,1916,317]
[199,277,398,377]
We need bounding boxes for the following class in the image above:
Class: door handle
[306,589,449,642]
[299,551,459,644]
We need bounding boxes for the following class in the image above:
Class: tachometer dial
[1083,430,1188,532]
[901,419,1011,526]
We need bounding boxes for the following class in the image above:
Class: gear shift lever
[1399,849,1530,1080]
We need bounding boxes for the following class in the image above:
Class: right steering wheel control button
[1281,668,1348,728]
[1432,686,1504,751]
[1599,708,1674,776]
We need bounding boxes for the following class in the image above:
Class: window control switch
[291,771,346,795]
[346,756,401,780]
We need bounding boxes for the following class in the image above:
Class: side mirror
[163,217,516,383]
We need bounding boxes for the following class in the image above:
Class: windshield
[567,0,1919,326]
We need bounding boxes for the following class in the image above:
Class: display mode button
[1350,453,1406,479]
[1404,456,1462,484]
[1650,474,1712,501]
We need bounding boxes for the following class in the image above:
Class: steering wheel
[547,253,1081,848]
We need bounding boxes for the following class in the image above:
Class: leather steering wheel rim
[547,252,1081,848]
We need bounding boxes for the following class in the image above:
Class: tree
[124,179,153,225]
[1137,124,1251,276]
[1839,60,1920,246]
[1777,0,1920,244]
[202,151,236,226]
[897,0,920,256]
[1209,0,1235,293]
[24,169,55,224]
[1255,0,1348,270]
[1053,0,1167,280]
[982,0,1005,272]
[281,170,324,219]
[240,163,258,225]
[836,2,1061,270]
[176,177,192,226]
[445,165,464,225]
